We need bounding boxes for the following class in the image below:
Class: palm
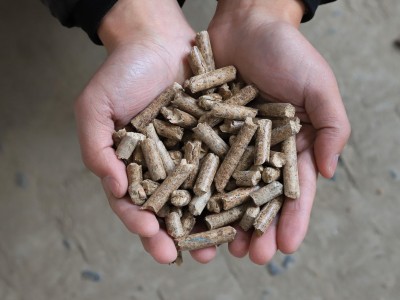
[209,18,347,263]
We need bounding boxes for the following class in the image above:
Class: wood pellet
[112,31,301,264]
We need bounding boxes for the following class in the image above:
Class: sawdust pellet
[282,135,300,199]
[254,119,272,165]
[205,205,247,230]
[193,153,219,196]
[188,66,236,94]
[171,190,191,207]
[166,211,185,238]
[254,196,283,236]
[221,186,260,210]
[193,123,229,158]
[153,119,184,141]
[250,181,283,207]
[141,138,166,181]
[239,206,260,231]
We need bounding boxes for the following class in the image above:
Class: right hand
[74,0,216,264]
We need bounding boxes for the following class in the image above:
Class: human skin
[208,0,351,264]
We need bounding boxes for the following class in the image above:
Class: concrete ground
[1,0,399,299]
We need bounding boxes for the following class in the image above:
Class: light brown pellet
[269,151,286,168]
[233,146,255,175]
[270,120,301,146]
[176,226,236,251]
[271,116,300,129]
[193,153,220,196]
[171,91,206,119]
[127,163,147,205]
[254,196,283,236]
[189,46,207,75]
[181,210,196,236]
[160,107,197,128]
[141,179,160,196]
[112,128,127,147]
[209,103,258,120]
[198,95,222,110]
[189,189,212,216]
[141,160,194,214]
[214,118,258,192]
[182,140,202,189]
[219,120,244,134]
[153,119,184,141]
[165,211,185,239]
[188,66,236,94]
[193,123,229,158]
[205,205,247,230]
[171,190,191,207]
[239,206,260,231]
[115,132,145,160]
[250,181,283,206]
[221,186,260,210]
[131,82,182,133]
[262,167,281,184]
[168,150,183,166]
[282,135,300,199]
[206,193,224,213]
[141,138,166,181]
[195,31,215,72]
[254,103,296,118]
[233,171,261,187]
[254,119,272,165]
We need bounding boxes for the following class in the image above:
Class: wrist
[98,0,192,52]
[215,0,305,28]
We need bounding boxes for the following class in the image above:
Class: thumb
[74,89,128,198]
[305,71,351,178]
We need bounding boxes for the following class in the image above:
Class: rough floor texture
[1,0,399,299]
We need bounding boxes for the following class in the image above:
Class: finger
[74,89,127,198]
[189,247,217,264]
[305,68,351,178]
[277,147,317,253]
[228,226,251,258]
[141,229,178,264]
[103,179,159,237]
[248,218,278,265]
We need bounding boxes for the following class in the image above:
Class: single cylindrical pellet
[207,193,224,213]
[188,66,236,94]
[262,167,281,184]
[168,150,183,166]
[239,206,260,231]
[214,118,258,192]
[176,226,236,251]
[189,46,207,75]
[269,151,286,168]
[112,128,127,147]
[145,123,176,174]
[282,135,300,199]
[219,120,244,134]
[254,119,272,165]
[195,31,215,72]
[254,196,283,236]
[153,119,184,141]
[182,140,202,189]
[181,210,196,236]
[193,123,229,157]
[141,138,166,181]
[198,95,222,110]
[233,146,255,175]
[127,163,146,205]
[233,171,261,187]
[141,179,160,196]
[131,82,182,133]
[172,91,206,119]
[209,103,258,120]
[221,186,260,210]
[254,103,296,118]
[188,190,212,216]
[250,181,283,206]
[165,212,185,238]
[141,160,194,214]
[171,190,191,207]
[115,133,143,160]
[160,107,197,128]
[270,120,301,146]
[271,116,300,129]
[193,153,220,195]
[205,205,247,230]
[218,83,232,100]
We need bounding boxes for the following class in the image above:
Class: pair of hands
[74,0,350,264]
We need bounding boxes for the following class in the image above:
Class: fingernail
[330,154,339,177]
[102,176,119,197]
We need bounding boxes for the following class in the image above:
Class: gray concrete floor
[1,0,400,299]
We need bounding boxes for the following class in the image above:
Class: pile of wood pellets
[113,31,300,261]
